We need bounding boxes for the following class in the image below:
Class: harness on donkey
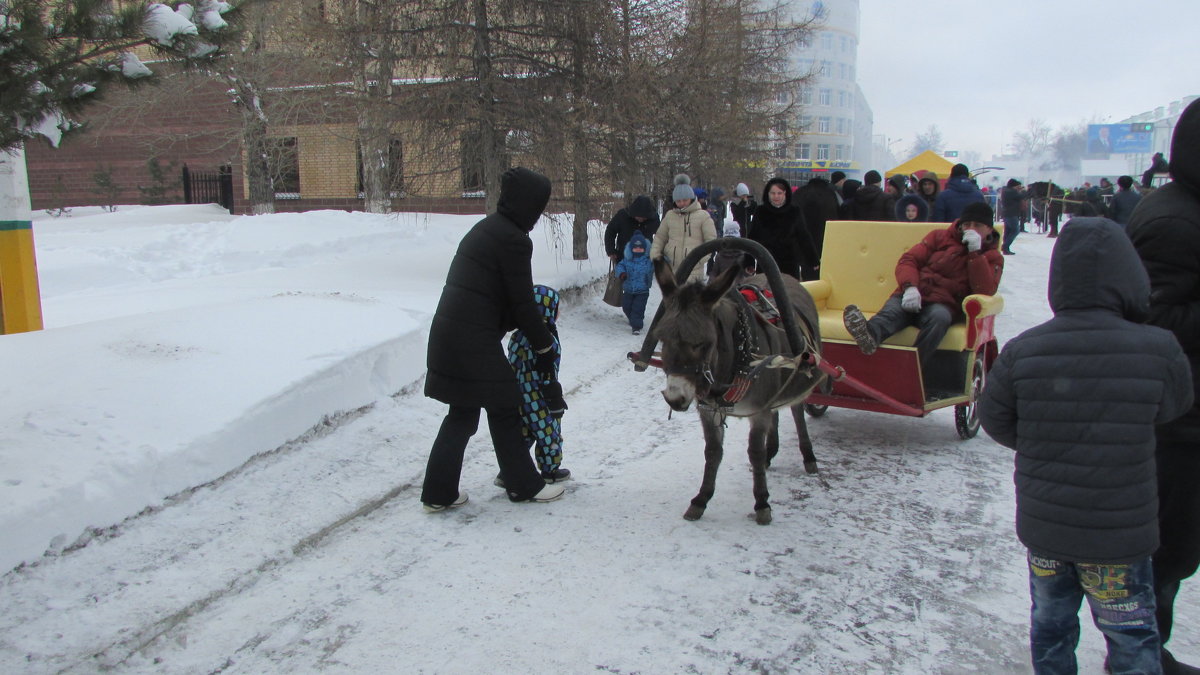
[631,238,824,416]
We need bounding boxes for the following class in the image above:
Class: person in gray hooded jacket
[980,217,1194,675]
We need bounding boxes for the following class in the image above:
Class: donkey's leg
[748,412,773,525]
[790,404,819,474]
[684,408,725,521]
[765,410,781,468]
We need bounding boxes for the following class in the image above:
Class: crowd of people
[416,97,1199,675]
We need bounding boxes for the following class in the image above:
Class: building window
[835,144,845,160]
[817,144,830,160]
[776,91,789,104]
[847,91,854,108]
[839,91,848,107]
[818,88,831,106]
[799,115,812,131]
[820,32,833,50]
[267,137,300,198]
[818,116,831,133]
[799,87,812,105]
[840,35,848,52]
[819,60,831,76]
[798,143,811,159]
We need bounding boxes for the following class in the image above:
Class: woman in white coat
[650,174,717,283]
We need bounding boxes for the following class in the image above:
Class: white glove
[901,286,922,312]
[961,228,982,252]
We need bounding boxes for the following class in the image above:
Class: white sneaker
[422,492,469,513]
[528,483,565,503]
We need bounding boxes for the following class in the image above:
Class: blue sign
[1087,124,1152,154]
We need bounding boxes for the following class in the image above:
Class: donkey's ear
[654,258,678,298]
[700,262,740,307]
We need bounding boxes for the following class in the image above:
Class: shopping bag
[603,262,623,307]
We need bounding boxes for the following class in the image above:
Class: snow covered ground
[0,205,1196,673]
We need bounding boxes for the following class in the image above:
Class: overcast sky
[856,0,1200,161]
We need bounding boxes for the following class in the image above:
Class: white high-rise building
[776,0,872,184]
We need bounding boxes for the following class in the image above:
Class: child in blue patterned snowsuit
[615,230,654,335]
[505,285,571,483]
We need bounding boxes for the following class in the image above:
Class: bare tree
[909,125,944,156]
[1010,118,1052,158]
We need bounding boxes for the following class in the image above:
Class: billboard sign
[1087,124,1152,154]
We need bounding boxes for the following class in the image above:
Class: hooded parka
[424,167,555,409]
[980,217,1194,563]
[747,177,819,280]
[650,197,717,283]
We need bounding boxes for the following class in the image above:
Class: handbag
[603,261,623,307]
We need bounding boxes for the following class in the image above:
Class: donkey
[651,259,826,525]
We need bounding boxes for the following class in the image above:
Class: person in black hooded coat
[1127,96,1200,673]
[747,177,819,280]
[604,195,660,261]
[796,177,841,259]
[421,167,567,509]
[980,217,1193,674]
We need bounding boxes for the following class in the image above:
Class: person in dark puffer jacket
[932,163,985,222]
[1127,96,1200,675]
[604,195,660,262]
[421,167,567,510]
[980,217,1194,675]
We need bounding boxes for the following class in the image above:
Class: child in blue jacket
[504,285,570,484]
[615,230,654,335]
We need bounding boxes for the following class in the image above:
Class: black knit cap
[959,201,994,227]
[950,163,970,178]
[864,170,881,184]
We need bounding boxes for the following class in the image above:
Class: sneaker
[542,468,571,483]
[842,305,877,355]
[422,492,468,513]
[1002,248,1015,255]
[527,483,565,503]
[632,329,641,335]
[493,473,506,489]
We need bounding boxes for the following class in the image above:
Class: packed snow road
[1,244,1196,674]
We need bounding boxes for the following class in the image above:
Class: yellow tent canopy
[887,150,956,179]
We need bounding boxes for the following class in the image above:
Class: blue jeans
[1003,215,1020,252]
[1028,552,1161,675]
[865,295,953,369]
[622,291,650,331]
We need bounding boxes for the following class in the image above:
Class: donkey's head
[653,259,741,411]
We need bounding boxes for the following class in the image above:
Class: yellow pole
[0,146,44,334]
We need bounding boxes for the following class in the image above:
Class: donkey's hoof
[755,507,773,525]
[683,504,705,521]
[804,460,819,474]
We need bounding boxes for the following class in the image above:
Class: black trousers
[1153,442,1200,645]
[421,404,545,505]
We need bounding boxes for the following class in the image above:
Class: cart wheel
[805,403,828,418]
[955,356,986,439]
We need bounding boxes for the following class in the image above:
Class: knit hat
[1006,178,1022,188]
[864,170,882,185]
[735,182,750,197]
[887,174,907,194]
[672,173,695,202]
[723,222,741,237]
[830,171,846,183]
[950,163,970,178]
[959,201,994,227]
